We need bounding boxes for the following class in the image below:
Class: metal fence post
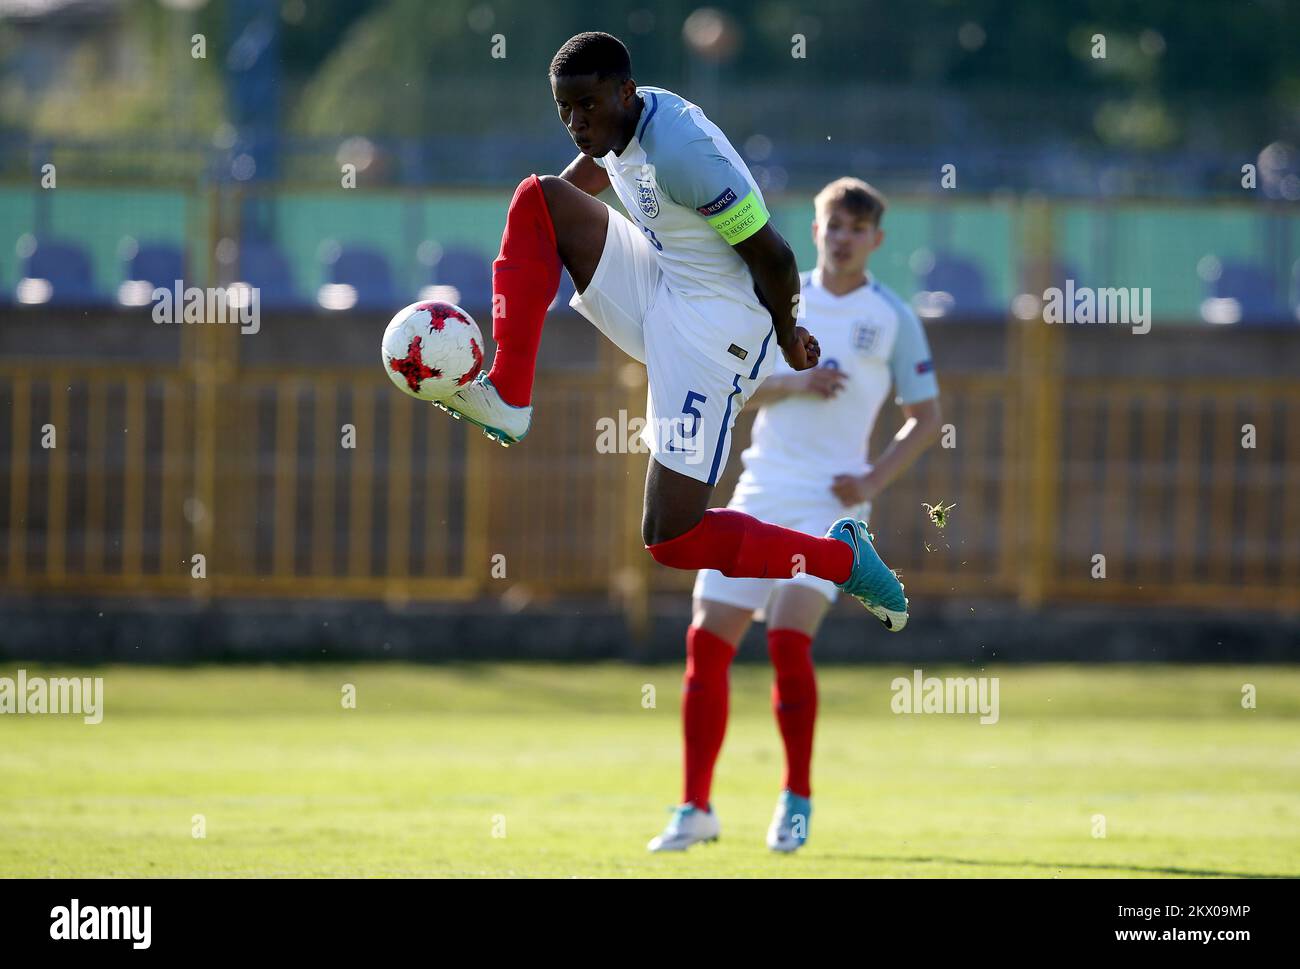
[1015,197,1063,608]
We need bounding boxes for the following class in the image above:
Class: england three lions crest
[636,174,660,218]
[852,319,881,354]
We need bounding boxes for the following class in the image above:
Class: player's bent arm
[848,295,943,498]
[733,224,801,350]
[864,397,943,494]
[748,371,795,405]
[747,367,848,408]
[745,373,802,408]
[558,152,611,197]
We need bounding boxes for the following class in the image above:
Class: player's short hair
[814,177,888,227]
[549,32,632,83]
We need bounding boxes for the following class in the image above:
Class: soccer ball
[381,300,484,402]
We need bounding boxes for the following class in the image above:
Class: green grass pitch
[2,663,1297,878]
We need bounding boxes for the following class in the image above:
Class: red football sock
[768,628,817,798]
[682,626,736,810]
[646,509,853,584]
[484,174,562,407]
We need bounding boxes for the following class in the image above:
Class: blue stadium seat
[915,250,996,319]
[128,241,185,289]
[432,246,492,311]
[1208,260,1280,325]
[328,244,398,310]
[238,239,300,308]
[926,252,991,310]
[1049,261,1080,292]
[19,238,99,306]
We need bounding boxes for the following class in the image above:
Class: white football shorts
[570,203,776,485]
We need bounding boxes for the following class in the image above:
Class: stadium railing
[1,185,1298,621]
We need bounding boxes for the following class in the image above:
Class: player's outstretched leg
[437,174,556,443]
[642,459,909,630]
[438,173,608,446]
[648,623,735,852]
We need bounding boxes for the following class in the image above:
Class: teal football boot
[827,517,909,631]
[767,790,813,852]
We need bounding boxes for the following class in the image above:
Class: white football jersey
[593,85,775,376]
[736,268,939,493]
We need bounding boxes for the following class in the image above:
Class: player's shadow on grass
[817,853,1289,878]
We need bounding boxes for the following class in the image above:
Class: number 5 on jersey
[666,390,706,454]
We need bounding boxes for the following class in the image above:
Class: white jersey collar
[811,266,873,299]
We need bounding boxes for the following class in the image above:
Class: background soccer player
[435,33,911,629]
[649,177,943,852]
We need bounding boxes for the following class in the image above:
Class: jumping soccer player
[435,35,907,631]
[651,177,942,853]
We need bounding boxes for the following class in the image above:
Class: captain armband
[699,188,770,245]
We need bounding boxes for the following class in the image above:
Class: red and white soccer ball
[381,300,484,402]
